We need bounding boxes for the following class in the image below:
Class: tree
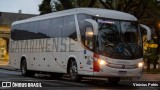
[39,0,99,13]
[39,0,52,15]
[51,0,63,11]
[62,0,97,8]
[59,0,73,9]
[98,0,150,19]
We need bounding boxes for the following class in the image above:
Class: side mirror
[85,25,94,49]
[84,19,98,35]
[85,26,94,36]
[140,24,151,41]
[79,19,98,50]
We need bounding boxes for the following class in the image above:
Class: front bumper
[94,65,143,78]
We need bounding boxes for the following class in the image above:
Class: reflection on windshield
[96,18,142,59]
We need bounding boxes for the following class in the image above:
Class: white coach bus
[9,8,151,83]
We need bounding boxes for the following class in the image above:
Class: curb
[0,66,19,71]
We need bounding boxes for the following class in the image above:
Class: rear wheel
[69,60,81,81]
[21,59,35,77]
[108,77,121,84]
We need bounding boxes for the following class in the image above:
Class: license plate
[118,71,127,75]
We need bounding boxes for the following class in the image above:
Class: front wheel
[21,59,35,77]
[69,60,81,81]
[108,77,121,84]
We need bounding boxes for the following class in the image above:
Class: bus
[9,8,151,83]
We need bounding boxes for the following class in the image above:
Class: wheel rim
[70,62,78,79]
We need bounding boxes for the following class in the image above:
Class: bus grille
[106,63,138,69]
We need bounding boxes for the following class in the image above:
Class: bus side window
[19,23,28,40]
[11,25,16,40]
[62,15,77,41]
[39,19,50,38]
[28,21,39,39]
[49,17,62,37]
[14,24,20,40]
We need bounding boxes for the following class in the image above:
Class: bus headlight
[99,59,107,65]
[138,62,144,68]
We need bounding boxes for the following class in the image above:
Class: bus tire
[108,77,121,84]
[69,60,81,81]
[21,59,35,77]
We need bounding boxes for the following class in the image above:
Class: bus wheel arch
[67,57,81,81]
[20,56,35,77]
[20,57,28,76]
[20,56,26,68]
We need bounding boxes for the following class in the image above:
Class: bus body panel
[29,53,39,70]
[81,50,94,75]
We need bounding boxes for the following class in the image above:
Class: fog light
[138,62,144,68]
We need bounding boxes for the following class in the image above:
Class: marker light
[138,62,144,68]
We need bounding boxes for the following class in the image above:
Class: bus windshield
[96,18,142,59]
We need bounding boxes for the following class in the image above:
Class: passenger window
[62,15,77,41]
[28,21,39,39]
[23,23,29,40]
[13,24,20,40]
[49,17,63,37]
[39,19,50,38]
[11,25,16,40]
[19,23,28,40]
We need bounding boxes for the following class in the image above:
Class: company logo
[2,82,11,87]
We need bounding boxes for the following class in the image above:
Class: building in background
[0,11,37,61]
